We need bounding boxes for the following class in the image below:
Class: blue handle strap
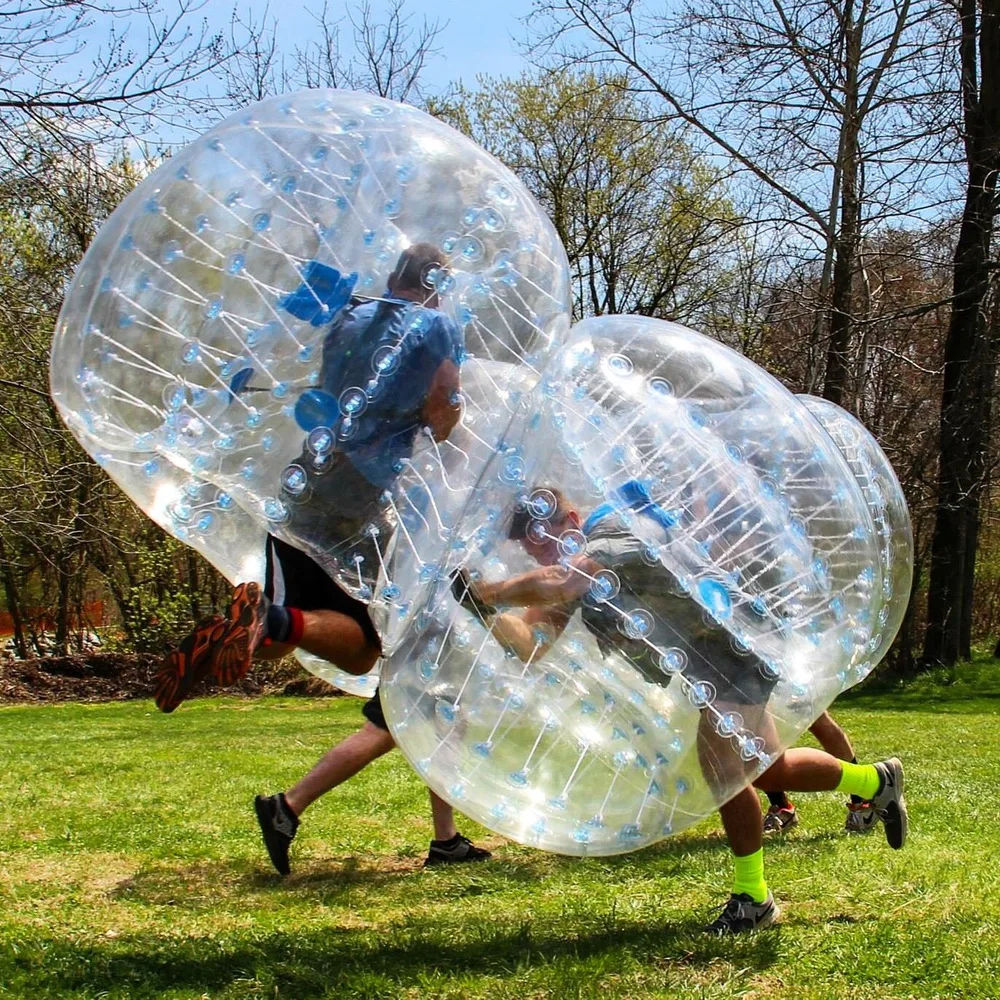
[582,479,677,535]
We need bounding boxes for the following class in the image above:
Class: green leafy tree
[437,71,741,323]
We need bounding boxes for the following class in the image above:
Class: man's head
[387,242,447,306]
[508,486,581,566]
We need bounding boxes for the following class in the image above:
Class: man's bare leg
[256,699,493,874]
[155,595,380,715]
[764,710,863,829]
[809,711,855,761]
[698,705,906,934]
[698,709,780,933]
[429,790,459,842]
[259,609,380,676]
[425,788,492,865]
[284,721,394,816]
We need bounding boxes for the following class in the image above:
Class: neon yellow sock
[732,847,768,904]
[836,761,880,801]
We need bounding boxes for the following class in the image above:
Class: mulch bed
[0,652,340,705]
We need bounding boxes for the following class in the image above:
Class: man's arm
[492,607,571,662]
[421,358,461,441]
[475,557,600,607]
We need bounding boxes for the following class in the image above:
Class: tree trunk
[0,536,29,659]
[186,548,201,621]
[823,6,862,406]
[892,554,920,676]
[53,559,72,656]
[922,0,999,665]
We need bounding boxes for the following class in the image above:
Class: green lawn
[2,671,999,999]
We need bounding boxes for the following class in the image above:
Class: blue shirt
[318,297,464,489]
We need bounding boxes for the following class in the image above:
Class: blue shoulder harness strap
[278,260,358,327]
[582,479,678,536]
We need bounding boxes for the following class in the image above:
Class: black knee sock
[766,791,791,809]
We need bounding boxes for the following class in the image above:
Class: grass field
[2,668,999,999]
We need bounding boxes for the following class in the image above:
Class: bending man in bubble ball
[156,243,490,871]
[453,484,908,934]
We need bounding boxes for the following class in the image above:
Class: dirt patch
[0,652,341,705]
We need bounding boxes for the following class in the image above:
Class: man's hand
[450,567,497,624]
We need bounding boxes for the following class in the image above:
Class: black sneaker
[254,793,299,876]
[425,833,492,866]
[705,892,780,935]
[871,757,907,849]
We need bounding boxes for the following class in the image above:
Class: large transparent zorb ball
[50,89,572,623]
[799,395,913,678]
[381,315,880,855]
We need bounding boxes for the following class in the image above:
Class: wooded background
[0,0,996,674]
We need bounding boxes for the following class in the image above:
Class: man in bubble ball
[452,483,907,934]
[155,242,490,870]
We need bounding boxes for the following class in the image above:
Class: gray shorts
[282,450,395,589]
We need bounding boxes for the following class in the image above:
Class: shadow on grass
[9,915,782,998]
[110,824,843,913]
[843,688,1000,713]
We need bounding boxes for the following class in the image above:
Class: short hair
[508,486,574,540]
[388,241,445,294]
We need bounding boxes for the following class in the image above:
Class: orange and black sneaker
[154,614,227,713]
[154,582,270,713]
[211,581,270,686]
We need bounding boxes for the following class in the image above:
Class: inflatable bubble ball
[380,314,882,855]
[62,354,541,698]
[50,89,572,628]
[799,395,913,678]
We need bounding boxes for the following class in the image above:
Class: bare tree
[221,0,445,108]
[533,0,952,404]
[923,0,1000,666]
[0,1,245,155]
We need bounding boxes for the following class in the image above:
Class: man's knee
[343,641,381,676]
[751,752,789,790]
[360,720,396,751]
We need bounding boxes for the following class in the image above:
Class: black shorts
[361,687,388,731]
[264,534,381,651]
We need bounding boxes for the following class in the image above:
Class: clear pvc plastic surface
[381,315,882,855]
[798,395,913,678]
[50,90,572,689]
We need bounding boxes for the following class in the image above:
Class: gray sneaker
[763,804,798,835]
[871,758,907,849]
[844,800,877,835]
[705,892,780,935]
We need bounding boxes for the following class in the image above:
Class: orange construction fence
[0,601,108,638]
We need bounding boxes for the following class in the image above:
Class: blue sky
[207,0,536,93]
[54,1,537,148]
